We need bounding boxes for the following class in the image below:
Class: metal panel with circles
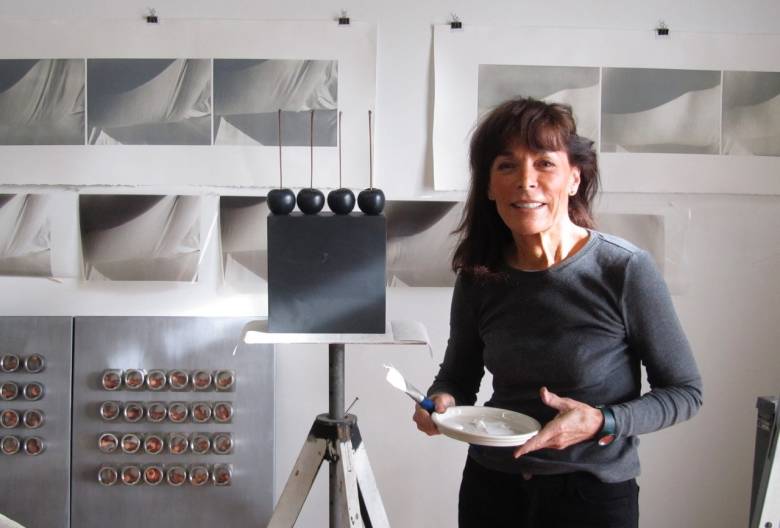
[0,317,73,528]
[71,317,274,528]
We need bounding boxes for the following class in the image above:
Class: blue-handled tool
[383,364,436,413]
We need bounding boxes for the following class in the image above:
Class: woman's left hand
[513,387,604,458]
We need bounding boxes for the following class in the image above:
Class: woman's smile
[510,201,545,209]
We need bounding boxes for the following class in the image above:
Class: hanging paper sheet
[433,25,780,195]
[0,19,376,191]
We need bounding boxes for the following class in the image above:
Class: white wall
[1,2,779,527]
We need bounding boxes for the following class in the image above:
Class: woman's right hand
[413,393,456,436]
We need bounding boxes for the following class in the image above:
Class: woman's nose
[516,167,538,189]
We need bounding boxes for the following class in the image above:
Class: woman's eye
[495,161,515,171]
[537,159,555,169]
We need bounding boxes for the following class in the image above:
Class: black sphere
[296,188,325,215]
[267,188,296,215]
[357,188,385,215]
[327,188,356,215]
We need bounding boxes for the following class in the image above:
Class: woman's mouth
[510,201,545,209]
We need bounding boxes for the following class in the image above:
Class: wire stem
[338,111,343,188]
[277,109,283,189]
[368,110,373,189]
[310,110,315,188]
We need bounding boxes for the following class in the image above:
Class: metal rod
[368,110,373,189]
[310,109,315,188]
[338,111,343,188]
[329,342,345,528]
[277,109,283,188]
[329,343,345,419]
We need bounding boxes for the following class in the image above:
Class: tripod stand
[241,320,431,528]
[268,344,388,528]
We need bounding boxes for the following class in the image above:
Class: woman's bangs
[504,116,568,153]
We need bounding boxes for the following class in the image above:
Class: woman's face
[488,142,580,238]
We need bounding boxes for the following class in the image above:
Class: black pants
[459,457,639,528]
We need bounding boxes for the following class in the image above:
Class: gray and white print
[213,59,337,146]
[219,196,268,288]
[722,71,780,156]
[385,201,460,287]
[80,195,202,281]
[0,194,52,277]
[0,59,85,145]
[87,59,212,145]
[601,68,721,154]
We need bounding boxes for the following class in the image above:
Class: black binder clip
[655,21,670,37]
[338,10,350,25]
[145,8,159,24]
[449,13,462,30]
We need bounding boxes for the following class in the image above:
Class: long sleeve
[610,250,703,437]
[427,274,486,405]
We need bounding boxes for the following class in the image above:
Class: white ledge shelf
[241,319,431,350]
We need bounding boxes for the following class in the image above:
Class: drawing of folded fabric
[0,194,52,277]
[0,59,84,145]
[214,59,337,146]
[385,201,460,287]
[723,71,780,156]
[601,68,721,154]
[601,85,720,154]
[88,59,211,145]
[216,59,337,114]
[80,195,202,281]
[219,196,268,289]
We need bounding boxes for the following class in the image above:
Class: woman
[413,97,702,528]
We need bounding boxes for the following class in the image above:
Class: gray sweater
[428,230,703,483]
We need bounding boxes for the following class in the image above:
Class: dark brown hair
[452,97,599,274]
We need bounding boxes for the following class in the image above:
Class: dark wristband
[596,405,617,446]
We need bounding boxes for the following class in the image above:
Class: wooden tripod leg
[267,436,328,528]
[336,438,365,528]
[353,441,390,528]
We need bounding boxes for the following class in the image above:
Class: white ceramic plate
[432,406,541,447]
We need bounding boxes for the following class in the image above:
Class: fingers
[514,419,575,458]
[413,404,439,436]
[540,386,575,413]
[513,425,554,458]
[513,437,537,458]
[514,403,605,457]
[432,393,456,413]
[412,393,455,437]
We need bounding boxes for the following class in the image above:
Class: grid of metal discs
[0,353,46,457]
[96,368,235,487]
